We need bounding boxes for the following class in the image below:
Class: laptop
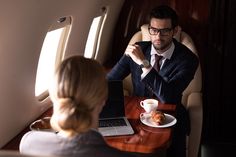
[98,80,134,136]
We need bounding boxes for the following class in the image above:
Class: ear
[173,26,182,41]
[173,26,178,35]
[96,100,106,113]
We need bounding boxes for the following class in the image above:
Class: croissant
[151,110,166,125]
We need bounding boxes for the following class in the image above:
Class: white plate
[30,117,56,132]
[140,112,177,128]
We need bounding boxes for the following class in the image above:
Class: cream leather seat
[123,24,203,157]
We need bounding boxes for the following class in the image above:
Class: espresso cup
[140,99,159,113]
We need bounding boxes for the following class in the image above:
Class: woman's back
[20,129,134,157]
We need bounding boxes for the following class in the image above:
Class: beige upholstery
[124,24,203,157]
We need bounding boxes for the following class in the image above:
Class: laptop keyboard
[99,118,127,127]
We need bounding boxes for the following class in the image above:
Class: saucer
[140,112,177,128]
[30,117,56,132]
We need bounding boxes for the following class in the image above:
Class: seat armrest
[186,92,203,157]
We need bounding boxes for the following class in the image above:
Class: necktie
[154,54,163,72]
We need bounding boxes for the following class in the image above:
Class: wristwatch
[140,59,150,68]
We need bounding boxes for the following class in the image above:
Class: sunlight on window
[84,16,102,58]
[84,7,107,59]
[35,28,63,97]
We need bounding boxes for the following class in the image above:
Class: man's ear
[173,26,179,36]
[173,26,181,41]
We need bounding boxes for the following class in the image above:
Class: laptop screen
[99,80,125,118]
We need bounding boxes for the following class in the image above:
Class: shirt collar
[150,42,175,59]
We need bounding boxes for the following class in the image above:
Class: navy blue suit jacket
[107,39,199,105]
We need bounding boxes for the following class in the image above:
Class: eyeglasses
[148,27,172,36]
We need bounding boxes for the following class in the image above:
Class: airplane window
[35,17,71,101]
[84,8,107,59]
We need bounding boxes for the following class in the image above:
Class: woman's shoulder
[22,131,57,139]
[20,131,58,151]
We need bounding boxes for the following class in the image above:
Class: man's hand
[124,44,145,65]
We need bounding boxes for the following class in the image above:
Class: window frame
[35,17,72,101]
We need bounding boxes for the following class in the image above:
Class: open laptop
[98,80,134,136]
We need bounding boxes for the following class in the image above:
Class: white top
[141,42,175,78]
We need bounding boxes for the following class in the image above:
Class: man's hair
[149,5,178,28]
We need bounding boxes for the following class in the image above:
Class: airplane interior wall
[202,0,236,143]
[0,0,124,148]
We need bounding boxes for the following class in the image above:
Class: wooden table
[2,96,176,155]
[105,96,176,154]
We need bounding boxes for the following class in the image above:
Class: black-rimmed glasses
[148,27,172,36]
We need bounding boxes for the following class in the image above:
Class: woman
[20,56,134,157]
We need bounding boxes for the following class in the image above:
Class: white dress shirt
[141,42,175,78]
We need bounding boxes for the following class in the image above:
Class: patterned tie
[154,54,163,72]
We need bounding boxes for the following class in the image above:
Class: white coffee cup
[140,99,159,113]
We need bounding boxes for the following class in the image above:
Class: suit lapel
[159,45,178,76]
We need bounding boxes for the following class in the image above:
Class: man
[107,5,199,157]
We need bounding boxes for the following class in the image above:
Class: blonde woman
[20,56,135,157]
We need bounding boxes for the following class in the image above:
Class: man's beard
[153,40,172,52]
